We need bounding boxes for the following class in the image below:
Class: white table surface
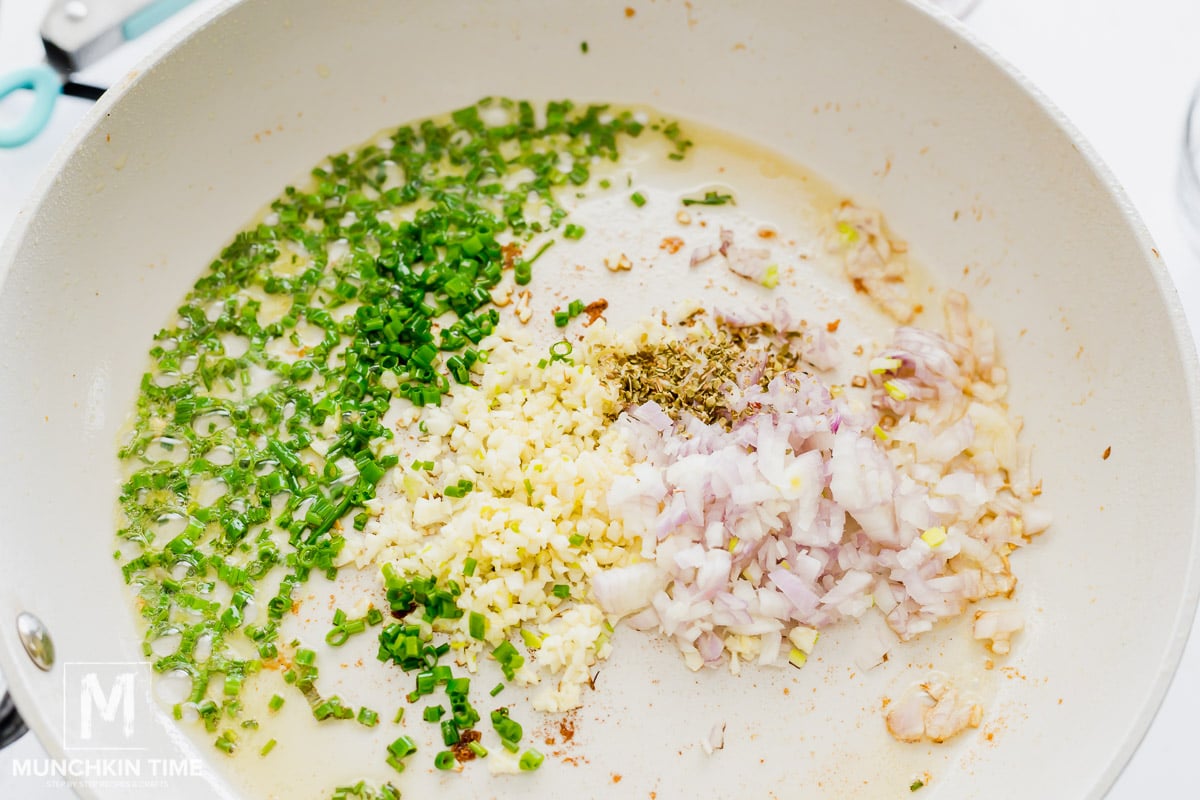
[2,1,1198,797]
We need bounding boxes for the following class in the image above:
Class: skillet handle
[0,691,28,749]
[0,65,62,148]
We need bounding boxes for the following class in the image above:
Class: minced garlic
[345,326,645,712]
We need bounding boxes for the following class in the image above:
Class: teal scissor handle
[0,64,62,148]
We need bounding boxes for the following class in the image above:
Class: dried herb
[600,319,806,426]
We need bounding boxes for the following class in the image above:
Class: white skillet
[0,1,1196,798]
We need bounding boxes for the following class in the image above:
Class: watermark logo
[8,661,207,792]
[63,662,144,751]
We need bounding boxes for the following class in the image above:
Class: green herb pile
[113,98,688,788]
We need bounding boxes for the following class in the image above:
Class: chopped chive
[451,703,478,729]
[490,682,505,697]
[463,557,477,577]
[259,738,276,757]
[434,750,457,770]
[493,641,519,664]
[492,713,523,744]
[357,707,379,727]
[469,611,486,641]
[630,191,647,207]
[268,694,284,712]
[552,584,571,599]
[214,730,237,755]
[514,261,532,285]
[387,735,417,759]
[681,190,734,206]
[519,748,544,771]
[441,719,460,746]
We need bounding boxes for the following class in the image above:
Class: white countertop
[2,1,1198,797]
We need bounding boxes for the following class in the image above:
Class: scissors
[0,0,195,148]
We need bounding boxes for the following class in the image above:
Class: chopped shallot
[701,722,727,755]
[885,673,983,744]
[973,606,1025,655]
[603,293,1046,674]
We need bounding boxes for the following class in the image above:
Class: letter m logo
[79,672,135,740]
[63,662,148,751]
